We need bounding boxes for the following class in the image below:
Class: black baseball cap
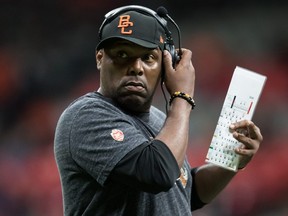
[96,10,166,50]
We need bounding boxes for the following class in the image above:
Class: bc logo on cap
[118,15,133,35]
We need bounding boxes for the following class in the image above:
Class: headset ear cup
[164,43,178,68]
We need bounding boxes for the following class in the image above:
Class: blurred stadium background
[1,0,288,215]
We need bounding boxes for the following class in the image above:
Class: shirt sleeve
[69,99,149,186]
[108,139,181,194]
[191,167,207,210]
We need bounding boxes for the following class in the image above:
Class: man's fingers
[230,120,263,141]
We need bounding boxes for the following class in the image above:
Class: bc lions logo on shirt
[178,167,188,188]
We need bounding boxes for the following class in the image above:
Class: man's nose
[128,58,144,76]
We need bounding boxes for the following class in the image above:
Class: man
[54,5,263,216]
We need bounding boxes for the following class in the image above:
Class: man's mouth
[124,81,145,92]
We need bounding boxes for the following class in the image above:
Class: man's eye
[142,54,154,62]
[117,51,128,59]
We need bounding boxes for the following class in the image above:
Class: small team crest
[179,167,188,188]
[110,129,124,141]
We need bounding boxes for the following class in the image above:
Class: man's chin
[116,95,150,113]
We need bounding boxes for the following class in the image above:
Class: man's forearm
[156,98,192,167]
[194,164,237,203]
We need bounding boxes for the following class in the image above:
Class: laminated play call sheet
[205,66,267,171]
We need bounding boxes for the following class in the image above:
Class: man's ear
[96,49,103,70]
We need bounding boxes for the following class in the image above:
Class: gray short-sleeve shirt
[54,92,193,216]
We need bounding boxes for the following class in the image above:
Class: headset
[98,5,182,113]
[98,5,182,69]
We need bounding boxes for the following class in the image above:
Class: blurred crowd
[0,1,288,215]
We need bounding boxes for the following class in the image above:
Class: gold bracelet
[169,91,196,109]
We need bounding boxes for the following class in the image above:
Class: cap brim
[96,37,158,50]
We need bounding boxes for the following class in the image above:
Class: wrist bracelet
[169,91,196,109]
